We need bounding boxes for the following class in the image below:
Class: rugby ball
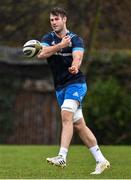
[23,40,42,58]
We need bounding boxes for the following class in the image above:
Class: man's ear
[63,16,67,23]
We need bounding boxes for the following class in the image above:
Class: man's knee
[61,110,74,124]
[73,119,86,132]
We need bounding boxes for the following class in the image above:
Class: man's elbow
[37,52,47,60]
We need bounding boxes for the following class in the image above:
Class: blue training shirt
[41,31,86,90]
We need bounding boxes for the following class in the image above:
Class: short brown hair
[50,7,67,18]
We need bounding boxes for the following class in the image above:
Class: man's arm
[37,36,71,59]
[68,50,84,74]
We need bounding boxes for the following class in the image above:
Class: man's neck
[55,28,69,38]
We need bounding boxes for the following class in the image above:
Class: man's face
[50,14,66,33]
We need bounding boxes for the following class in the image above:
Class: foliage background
[1,0,131,49]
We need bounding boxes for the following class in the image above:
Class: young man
[37,7,110,174]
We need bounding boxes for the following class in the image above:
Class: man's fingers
[68,66,78,74]
[63,36,71,42]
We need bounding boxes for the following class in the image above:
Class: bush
[83,78,131,144]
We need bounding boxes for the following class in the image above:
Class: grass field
[0,145,131,179]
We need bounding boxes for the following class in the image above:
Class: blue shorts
[56,83,87,107]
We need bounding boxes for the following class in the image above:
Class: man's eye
[55,18,59,21]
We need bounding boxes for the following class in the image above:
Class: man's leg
[74,118,97,148]
[73,117,110,174]
[47,99,78,167]
[60,110,74,149]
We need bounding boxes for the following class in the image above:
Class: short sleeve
[41,33,52,46]
[72,35,85,52]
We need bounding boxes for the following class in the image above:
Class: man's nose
[52,21,57,25]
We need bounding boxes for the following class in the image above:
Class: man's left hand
[68,65,79,74]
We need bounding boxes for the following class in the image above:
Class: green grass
[0,145,131,179]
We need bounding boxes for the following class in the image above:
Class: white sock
[58,147,68,161]
[89,145,106,163]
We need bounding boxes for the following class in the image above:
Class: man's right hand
[60,35,71,49]
[37,35,71,59]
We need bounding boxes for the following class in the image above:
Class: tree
[0,0,131,49]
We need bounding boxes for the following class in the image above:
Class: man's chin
[53,28,61,33]
[54,30,61,33]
